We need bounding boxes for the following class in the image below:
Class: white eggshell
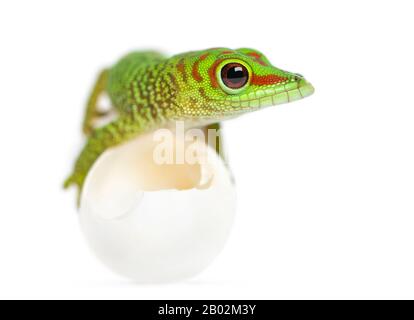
[79,131,236,283]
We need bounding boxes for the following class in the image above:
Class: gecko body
[64,48,314,201]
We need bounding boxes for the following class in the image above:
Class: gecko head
[173,48,314,121]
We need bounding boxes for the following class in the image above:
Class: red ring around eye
[220,63,249,89]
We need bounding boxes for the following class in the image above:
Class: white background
[0,0,413,299]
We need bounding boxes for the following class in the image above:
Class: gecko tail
[63,174,83,207]
[63,175,75,189]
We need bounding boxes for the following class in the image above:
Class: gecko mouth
[229,79,315,109]
[193,79,314,121]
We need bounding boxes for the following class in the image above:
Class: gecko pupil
[221,63,248,89]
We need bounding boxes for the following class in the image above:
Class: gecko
[64,48,314,203]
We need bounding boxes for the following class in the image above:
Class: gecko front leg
[64,115,144,203]
[82,69,110,136]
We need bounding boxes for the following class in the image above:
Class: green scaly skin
[64,48,314,202]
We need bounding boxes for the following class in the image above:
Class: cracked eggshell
[79,132,236,283]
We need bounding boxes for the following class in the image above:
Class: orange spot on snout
[247,52,268,66]
[251,74,287,86]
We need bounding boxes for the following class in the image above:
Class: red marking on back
[192,53,209,82]
[251,74,287,86]
[198,87,209,100]
[176,58,187,82]
[220,50,234,54]
[247,52,261,59]
[247,52,268,66]
[208,58,225,88]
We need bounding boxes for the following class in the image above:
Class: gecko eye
[220,63,249,89]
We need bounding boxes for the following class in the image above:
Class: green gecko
[64,48,314,202]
